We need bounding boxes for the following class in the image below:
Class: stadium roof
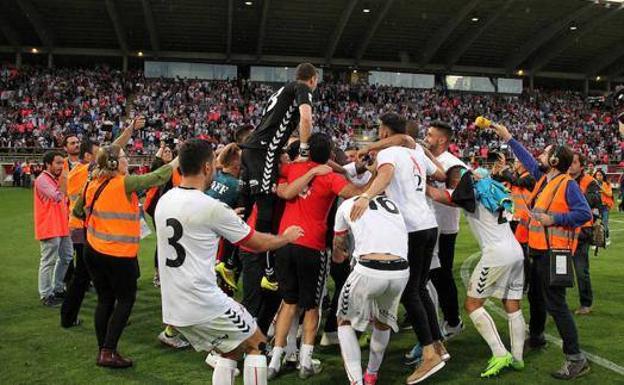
[1,0,624,81]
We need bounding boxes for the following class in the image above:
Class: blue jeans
[601,208,610,239]
[38,236,73,299]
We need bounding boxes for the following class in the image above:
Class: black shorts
[275,244,329,310]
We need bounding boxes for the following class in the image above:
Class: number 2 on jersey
[410,156,424,192]
[165,218,186,268]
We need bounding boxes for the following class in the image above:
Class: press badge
[556,254,567,275]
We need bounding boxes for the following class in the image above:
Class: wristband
[360,193,372,201]
[299,142,310,157]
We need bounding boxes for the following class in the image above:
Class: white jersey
[334,195,408,261]
[431,151,467,234]
[343,162,372,187]
[155,187,253,327]
[376,145,438,232]
[463,201,523,267]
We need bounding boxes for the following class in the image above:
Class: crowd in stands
[1,65,623,165]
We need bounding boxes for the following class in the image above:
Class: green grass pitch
[1,188,624,384]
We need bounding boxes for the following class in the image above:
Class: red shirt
[278,161,348,251]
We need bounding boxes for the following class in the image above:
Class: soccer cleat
[404,343,423,366]
[551,359,590,380]
[283,351,299,369]
[261,276,279,291]
[298,361,323,380]
[400,315,413,330]
[205,351,240,377]
[215,262,237,290]
[441,320,464,341]
[364,370,378,385]
[406,356,445,384]
[320,331,339,346]
[158,330,190,349]
[480,353,513,378]
[511,359,525,371]
[574,306,592,316]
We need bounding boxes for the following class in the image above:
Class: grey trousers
[38,236,73,299]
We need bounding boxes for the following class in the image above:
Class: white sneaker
[158,330,190,349]
[441,320,464,341]
[320,332,339,346]
[205,351,240,377]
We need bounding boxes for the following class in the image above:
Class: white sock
[507,310,526,361]
[367,327,390,374]
[338,325,363,385]
[243,354,267,385]
[268,346,284,371]
[285,315,299,358]
[469,307,508,357]
[213,357,237,385]
[299,343,314,369]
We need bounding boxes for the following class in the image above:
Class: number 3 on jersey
[165,218,186,268]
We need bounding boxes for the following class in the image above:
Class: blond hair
[93,144,122,180]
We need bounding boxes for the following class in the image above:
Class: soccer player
[333,194,410,385]
[427,166,527,377]
[267,133,367,379]
[155,139,304,385]
[351,112,447,384]
[239,63,319,287]
[423,121,467,340]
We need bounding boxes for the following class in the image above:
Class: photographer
[488,122,592,380]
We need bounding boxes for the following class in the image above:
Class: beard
[538,162,550,173]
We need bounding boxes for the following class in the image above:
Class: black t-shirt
[245,81,313,150]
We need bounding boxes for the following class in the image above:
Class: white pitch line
[610,219,624,224]
[460,252,624,376]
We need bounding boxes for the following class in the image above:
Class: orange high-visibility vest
[511,171,532,244]
[576,174,596,229]
[34,171,70,240]
[84,175,140,258]
[528,174,580,254]
[171,168,181,187]
[67,163,89,230]
[601,182,614,209]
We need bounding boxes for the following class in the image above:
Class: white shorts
[176,298,257,354]
[337,263,409,333]
[467,259,524,300]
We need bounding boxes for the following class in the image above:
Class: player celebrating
[427,166,527,377]
[239,63,319,287]
[351,112,447,384]
[333,194,410,385]
[155,139,304,385]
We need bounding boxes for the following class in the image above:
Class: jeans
[401,228,442,346]
[601,208,610,239]
[429,232,460,326]
[84,244,138,350]
[528,251,585,361]
[573,240,593,308]
[38,236,73,298]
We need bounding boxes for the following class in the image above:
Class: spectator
[33,150,72,307]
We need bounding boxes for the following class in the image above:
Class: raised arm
[349,164,394,221]
[113,117,145,148]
